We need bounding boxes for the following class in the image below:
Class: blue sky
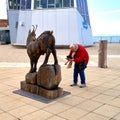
[1,0,120,36]
[87,0,120,36]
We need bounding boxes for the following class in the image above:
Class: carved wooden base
[21,81,63,99]
[21,65,63,99]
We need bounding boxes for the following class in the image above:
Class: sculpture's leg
[33,58,38,72]
[43,48,51,65]
[52,49,58,65]
[29,59,34,73]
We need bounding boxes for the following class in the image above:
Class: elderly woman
[66,44,89,88]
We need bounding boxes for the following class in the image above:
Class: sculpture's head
[28,25,38,41]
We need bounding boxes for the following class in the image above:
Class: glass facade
[34,0,74,9]
[8,0,74,9]
[8,0,31,9]
[76,0,90,26]
[8,0,90,26]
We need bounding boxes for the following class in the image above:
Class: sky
[87,0,120,36]
[0,0,120,36]
[0,0,7,19]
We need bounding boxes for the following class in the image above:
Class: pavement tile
[58,107,88,120]
[77,90,99,99]
[47,115,66,120]
[8,105,38,118]
[64,86,86,95]
[94,104,120,118]
[114,113,120,120]
[43,102,71,114]
[89,86,109,94]
[0,83,14,92]
[100,82,120,89]
[0,100,26,111]
[0,95,16,105]
[102,89,120,97]
[108,98,120,108]
[0,109,4,114]
[79,112,110,120]
[113,84,120,91]
[20,110,53,120]
[57,95,85,106]
[91,94,115,104]
[27,99,49,109]
[76,99,103,112]
[0,112,17,120]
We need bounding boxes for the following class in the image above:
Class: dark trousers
[73,66,86,84]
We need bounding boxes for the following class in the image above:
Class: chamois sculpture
[26,25,58,73]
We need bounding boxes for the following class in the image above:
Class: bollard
[98,40,107,68]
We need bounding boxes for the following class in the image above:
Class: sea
[93,36,120,43]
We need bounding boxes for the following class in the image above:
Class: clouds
[87,0,120,36]
[102,9,120,15]
[0,0,7,19]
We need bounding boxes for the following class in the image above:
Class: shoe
[79,84,86,88]
[70,83,77,86]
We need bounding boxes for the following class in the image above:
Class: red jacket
[69,44,89,64]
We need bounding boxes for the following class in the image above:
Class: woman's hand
[68,58,74,61]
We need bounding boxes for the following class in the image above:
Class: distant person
[66,44,89,88]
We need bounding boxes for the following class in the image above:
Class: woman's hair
[70,44,78,51]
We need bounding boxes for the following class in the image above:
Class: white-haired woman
[66,44,89,88]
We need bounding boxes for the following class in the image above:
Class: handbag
[75,61,87,70]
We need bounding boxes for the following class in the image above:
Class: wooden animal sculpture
[37,30,58,66]
[26,26,58,73]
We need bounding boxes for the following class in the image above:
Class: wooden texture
[25,72,37,85]
[98,40,107,68]
[21,81,63,99]
[37,65,61,89]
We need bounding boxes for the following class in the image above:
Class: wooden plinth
[21,81,63,99]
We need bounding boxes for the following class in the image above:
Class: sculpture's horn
[35,25,38,31]
[50,30,53,34]
[32,25,35,31]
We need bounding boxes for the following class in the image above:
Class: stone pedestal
[21,64,63,99]
[21,81,63,99]
[37,65,61,89]
[25,72,37,85]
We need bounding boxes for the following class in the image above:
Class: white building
[7,0,93,46]
[0,0,10,44]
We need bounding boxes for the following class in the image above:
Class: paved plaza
[0,43,120,120]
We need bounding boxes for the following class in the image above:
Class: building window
[8,0,74,10]
[21,0,31,9]
[63,0,70,8]
[76,0,90,26]
[21,0,25,9]
[8,0,31,10]
[34,0,74,9]
[34,0,47,9]
[48,0,55,8]
[42,0,47,8]
[9,0,13,9]
[71,0,74,7]
[26,0,31,9]
[56,0,62,8]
